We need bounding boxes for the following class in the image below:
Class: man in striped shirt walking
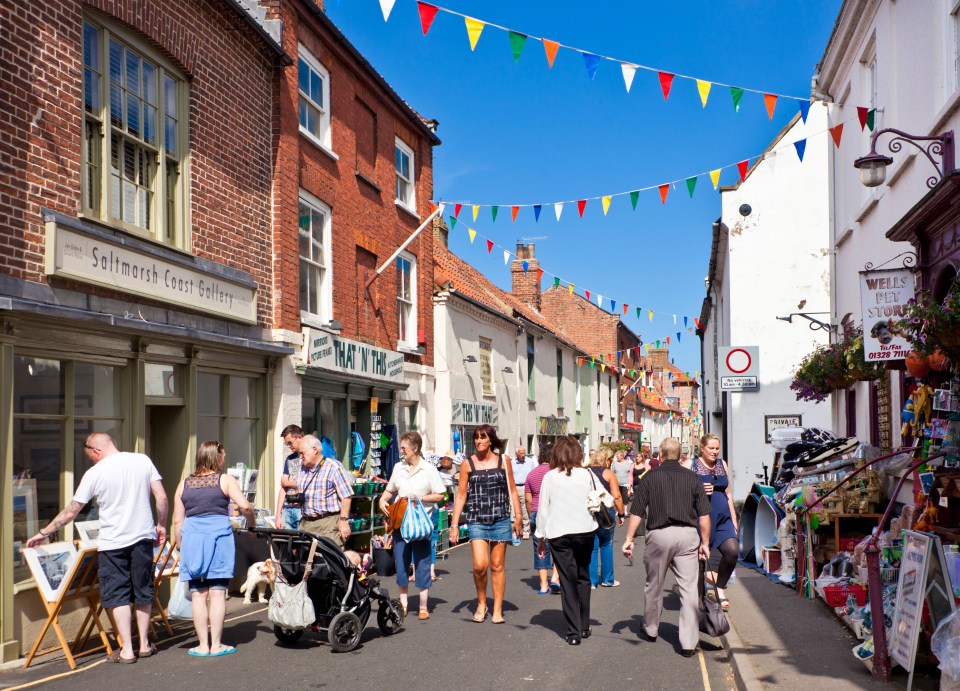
[622,438,711,657]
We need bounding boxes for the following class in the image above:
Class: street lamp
[854,127,955,189]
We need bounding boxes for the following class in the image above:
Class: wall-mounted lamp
[775,312,833,332]
[854,127,955,189]
[464,355,478,363]
[502,366,514,374]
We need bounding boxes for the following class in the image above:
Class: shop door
[145,404,189,506]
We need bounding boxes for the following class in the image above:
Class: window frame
[297,46,333,153]
[556,347,563,408]
[298,189,333,326]
[81,15,189,249]
[395,138,416,211]
[527,335,536,402]
[396,251,417,348]
[948,0,960,98]
[479,337,493,396]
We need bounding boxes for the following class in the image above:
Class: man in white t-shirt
[26,433,168,663]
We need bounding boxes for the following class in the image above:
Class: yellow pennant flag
[568,283,574,295]
[696,80,711,108]
[709,169,721,189]
[645,344,650,353]
[648,310,653,322]
[468,228,477,243]
[601,195,612,215]
[472,205,479,222]
[465,17,484,51]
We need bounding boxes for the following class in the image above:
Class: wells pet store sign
[859,268,915,361]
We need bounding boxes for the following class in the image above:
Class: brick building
[641,348,702,454]
[269,0,441,461]
[0,0,292,659]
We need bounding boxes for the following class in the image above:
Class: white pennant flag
[673,314,677,324]
[554,202,564,221]
[437,202,446,217]
[597,295,604,308]
[621,63,637,93]
[379,0,396,21]
[503,250,510,265]
[766,150,777,175]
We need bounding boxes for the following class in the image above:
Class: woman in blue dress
[692,433,739,610]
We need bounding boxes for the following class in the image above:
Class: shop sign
[859,268,915,361]
[538,416,568,436]
[45,223,257,323]
[764,414,802,443]
[304,329,405,384]
[451,399,499,426]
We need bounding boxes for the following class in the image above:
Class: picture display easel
[152,540,181,636]
[23,545,113,670]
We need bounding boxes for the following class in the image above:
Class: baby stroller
[255,528,404,652]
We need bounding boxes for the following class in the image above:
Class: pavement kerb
[721,610,765,691]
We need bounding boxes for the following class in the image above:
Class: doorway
[145,404,189,505]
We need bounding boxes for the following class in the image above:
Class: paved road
[2,527,738,690]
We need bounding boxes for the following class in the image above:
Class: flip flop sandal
[720,599,731,611]
[472,609,488,623]
[536,588,551,595]
[549,582,561,593]
[418,608,430,620]
[107,650,137,664]
[188,648,210,657]
[138,644,158,658]
[491,615,505,624]
[207,645,237,657]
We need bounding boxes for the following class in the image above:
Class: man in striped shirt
[622,437,711,657]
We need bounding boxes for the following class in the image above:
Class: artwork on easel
[75,521,100,542]
[63,544,99,597]
[22,542,78,602]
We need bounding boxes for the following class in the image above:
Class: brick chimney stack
[432,215,449,248]
[511,243,541,311]
[648,347,670,375]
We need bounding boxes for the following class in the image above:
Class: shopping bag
[268,539,319,631]
[166,576,193,620]
[400,497,432,542]
[587,471,616,530]
[698,564,730,637]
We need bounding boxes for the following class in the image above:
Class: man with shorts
[26,433,168,663]
[274,424,305,530]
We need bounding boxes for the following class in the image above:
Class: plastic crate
[823,584,868,607]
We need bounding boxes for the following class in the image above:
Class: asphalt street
[1,527,738,691]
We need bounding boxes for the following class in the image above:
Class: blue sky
[327,0,843,375]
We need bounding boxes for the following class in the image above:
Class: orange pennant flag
[536,268,544,283]
[542,39,560,68]
[464,17,484,51]
[511,205,519,222]
[763,93,777,120]
[829,123,844,148]
[658,184,669,204]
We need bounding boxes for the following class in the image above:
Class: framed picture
[153,542,179,577]
[22,542,78,602]
[13,541,24,568]
[63,545,99,597]
[13,479,38,545]
[74,520,100,542]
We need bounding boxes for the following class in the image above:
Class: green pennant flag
[590,359,595,368]
[730,86,744,112]
[508,31,527,62]
[656,340,660,348]
[629,190,639,210]
[686,177,697,198]
[449,216,458,230]
[630,369,636,377]
[866,108,876,131]
[554,277,560,289]
[491,206,499,223]
[636,307,641,319]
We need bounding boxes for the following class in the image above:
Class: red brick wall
[282,3,436,364]
[541,286,619,356]
[510,243,541,311]
[0,0,279,326]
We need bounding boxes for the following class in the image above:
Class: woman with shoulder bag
[379,431,446,620]
[535,436,599,645]
[449,424,522,624]
[587,447,625,588]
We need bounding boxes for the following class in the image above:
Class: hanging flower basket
[899,287,960,367]
[791,327,883,403]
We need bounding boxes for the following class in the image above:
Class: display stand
[348,491,387,556]
[23,546,113,670]
[152,540,180,636]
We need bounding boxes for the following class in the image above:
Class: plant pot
[929,349,950,372]
[906,351,930,378]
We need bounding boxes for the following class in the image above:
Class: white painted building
[700,104,833,499]
[814,0,960,446]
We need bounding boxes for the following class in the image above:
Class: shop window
[82,17,187,247]
[556,348,563,408]
[395,138,415,210]
[298,46,331,151]
[575,367,582,413]
[527,335,536,401]
[144,362,178,398]
[397,252,417,348]
[479,338,493,395]
[197,373,259,475]
[398,403,418,434]
[299,191,332,324]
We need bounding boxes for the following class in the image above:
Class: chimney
[432,215,449,248]
[511,243,541,311]
[648,347,670,375]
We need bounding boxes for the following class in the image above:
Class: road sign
[719,346,759,391]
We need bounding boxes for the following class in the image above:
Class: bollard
[865,540,892,681]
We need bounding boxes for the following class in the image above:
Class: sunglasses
[83,444,96,451]
[473,434,488,440]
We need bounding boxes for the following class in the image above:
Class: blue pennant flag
[610,300,616,313]
[534,204,542,222]
[522,260,529,272]
[794,138,806,162]
[582,52,601,80]
[797,99,811,124]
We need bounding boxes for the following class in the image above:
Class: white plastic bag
[167,576,193,620]
[932,608,960,681]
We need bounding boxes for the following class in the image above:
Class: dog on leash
[239,559,277,603]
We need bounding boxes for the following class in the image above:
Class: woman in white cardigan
[535,436,598,645]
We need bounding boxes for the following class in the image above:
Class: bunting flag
[636,307,641,319]
[830,123,844,148]
[763,93,777,120]
[684,316,688,327]
[857,107,868,131]
[658,71,674,100]
[554,202,563,221]
[379,0,396,21]
[794,138,806,162]
[648,310,653,322]
[534,204,542,222]
[601,195,612,215]
[730,86,743,112]
[709,169,721,189]
[866,108,876,131]
[696,80,711,108]
[797,99,811,124]
[568,283,574,295]
[468,227,476,243]
[464,17,484,50]
[543,38,560,68]
[658,184,669,205]
[585,290,591,302]
[511,205,519,222]
[537,268,544,282]
[449,215,458,230]
[582,52,601,80]
[623,304,628,316]
[577,199,586,217]
[417,2,438,35]
[486,239,493,253]
[522,260,529,272]
[610,299,616,312]
[686,177,697,198]
[472,204,479,222]
[454,203,462,218]
[508,31,526,62]
[630,190,639,210]
[766,150,777,173]
[677,331,682,342]
[554,277,560,289]
[491,206,498,223]
[737,160,749,182]
[621,63,637,93]
[503,250,510,265]
[597,295,604,308]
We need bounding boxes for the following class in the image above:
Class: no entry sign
[719,346,759,391]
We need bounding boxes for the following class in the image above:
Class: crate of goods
[822,583,868,607]
[843,488,881,514]
[761,547,782,574]
[438,509,449,530]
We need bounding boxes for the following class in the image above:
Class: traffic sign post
[719,346,759,392]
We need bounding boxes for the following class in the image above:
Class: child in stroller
[256,528,404,652]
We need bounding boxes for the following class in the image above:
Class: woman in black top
[450,424,522,623]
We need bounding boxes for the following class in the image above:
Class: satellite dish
[739,203,752,217]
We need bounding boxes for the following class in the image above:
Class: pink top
[524,463,551,513]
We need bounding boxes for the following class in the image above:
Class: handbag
[698,565,730,637]
[166,576,193,620]
[587,471,617,530]
[268,539,318,631]
[400,496,433,542]
[385,496,408,534]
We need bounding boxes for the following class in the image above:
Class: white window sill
[397,343,424,355]
[395,200,420,221]
[300,129,339,162]
[301,312,338,332]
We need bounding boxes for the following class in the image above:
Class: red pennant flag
[454,203,462,218]
[542,39,560,68]
[417,2,439,35]
[623,304,628,316]
[429,202,438,213]
[763,93,777,120]
[830,123,844,148]
[486,239,493,253]
[536,268,543,283]
[658,184,669,204]
[658,72,674,100]
[737,160,748,182]
[585,290,591,301]
[511,205,519,222]
[666,336,671,345]
[577,199,586,217]
[857,106,868,131]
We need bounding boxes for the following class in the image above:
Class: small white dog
[239,559,276,604]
